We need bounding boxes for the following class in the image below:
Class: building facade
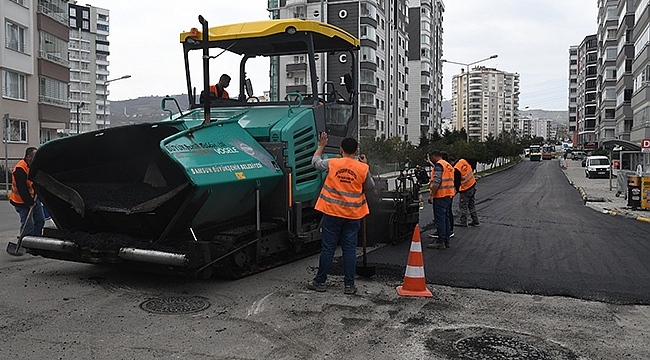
[450,66,519,141]
[269,0,424,142]
[406,0,444,144]
[614,0,634,142]
[568,45,578,144]
[1,0,69,168]
[575,34,598,147]
[68,1,109,133]
[596,0,619,142]
[630,0,650,142]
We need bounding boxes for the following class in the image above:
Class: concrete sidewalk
[559,158,650,223]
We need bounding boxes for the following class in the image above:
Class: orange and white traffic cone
[396,224,433,297]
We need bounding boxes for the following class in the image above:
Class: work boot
[427,243,447,250]
[307,280,326,292]
[344,285,357,295]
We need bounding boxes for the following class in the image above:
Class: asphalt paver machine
[22,17,419,278]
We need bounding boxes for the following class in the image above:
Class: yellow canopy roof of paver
[180,19,359,56]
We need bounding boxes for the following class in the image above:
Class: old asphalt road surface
[367,159,650,304]
[2,162,650,359]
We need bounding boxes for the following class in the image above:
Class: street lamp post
[442,55,498,141]
[76,102,85,134]
[102,75,131,129]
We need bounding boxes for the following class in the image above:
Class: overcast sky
[90,0,598,111]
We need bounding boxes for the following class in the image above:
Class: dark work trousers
[458,186,479,225]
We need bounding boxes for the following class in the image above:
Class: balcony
[38,1,68,26]
[286,63,307,71]
[39,50,69,68]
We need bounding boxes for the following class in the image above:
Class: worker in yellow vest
[10,147,44,238]
[453,157,479,227]
[308,132,375,294]
[427,150,455,249]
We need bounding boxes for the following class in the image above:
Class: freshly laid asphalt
[361,157,650,305]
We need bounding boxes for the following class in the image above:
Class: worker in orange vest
[308,132,374,294]
[9,147,44,238]
[453,157,479,227]
[209,74,231,99]
[427,150,455,249]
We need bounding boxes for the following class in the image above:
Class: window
[69,7,76,16]
[360,47,376,63]
[5,20,27,53]
[39,31,69,67]
[39,76,68,107]
[6,118,28,143]
[2,70,27,100]
[360,69,375,85]
[360,25,376,42]
[360,1,377,18]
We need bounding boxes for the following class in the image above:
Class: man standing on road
[453,157,479,227]
[427,150,455,249]
[308,133,374,294]
[427,152,455,240]
[10,147,44,239]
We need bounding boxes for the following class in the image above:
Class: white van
[584,156,610,179]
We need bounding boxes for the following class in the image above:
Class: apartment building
[1,0,69,167]
[631,0,650,142]
[614,0,635,142]
[406,0,444,143]
[450,66,519,141]
[268,0,412,141]
[68,1,109,133]
[568,46,578,144]
[575,34,598,146]
[596,0,618,141]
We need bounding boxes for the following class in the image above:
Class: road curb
[564,170,650,224]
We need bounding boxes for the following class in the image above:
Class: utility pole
[76,102,85,134]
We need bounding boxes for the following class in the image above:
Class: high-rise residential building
[1,0,70,167]
[568,45,578,144]
[68,1,109,133]
[407,0,444,144]
[596,0,618,141]
[576,34,598,147]
[630,0,650,142]
[268,0,412,141]
[450,66,519,141]
[614,0,634,142]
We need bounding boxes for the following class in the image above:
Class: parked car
[584,155,611,179]
[570,151,586,161]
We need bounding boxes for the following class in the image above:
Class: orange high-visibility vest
[209,85,229,99]
[454,158,476,192]
[315,157,370,220]
[430,159,455,198]
[10,159,34,205]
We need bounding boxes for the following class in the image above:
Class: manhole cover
[455,334,545,359]
[139,296,211,315]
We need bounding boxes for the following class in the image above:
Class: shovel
[356,217,376,278]
[6,196,38,256]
